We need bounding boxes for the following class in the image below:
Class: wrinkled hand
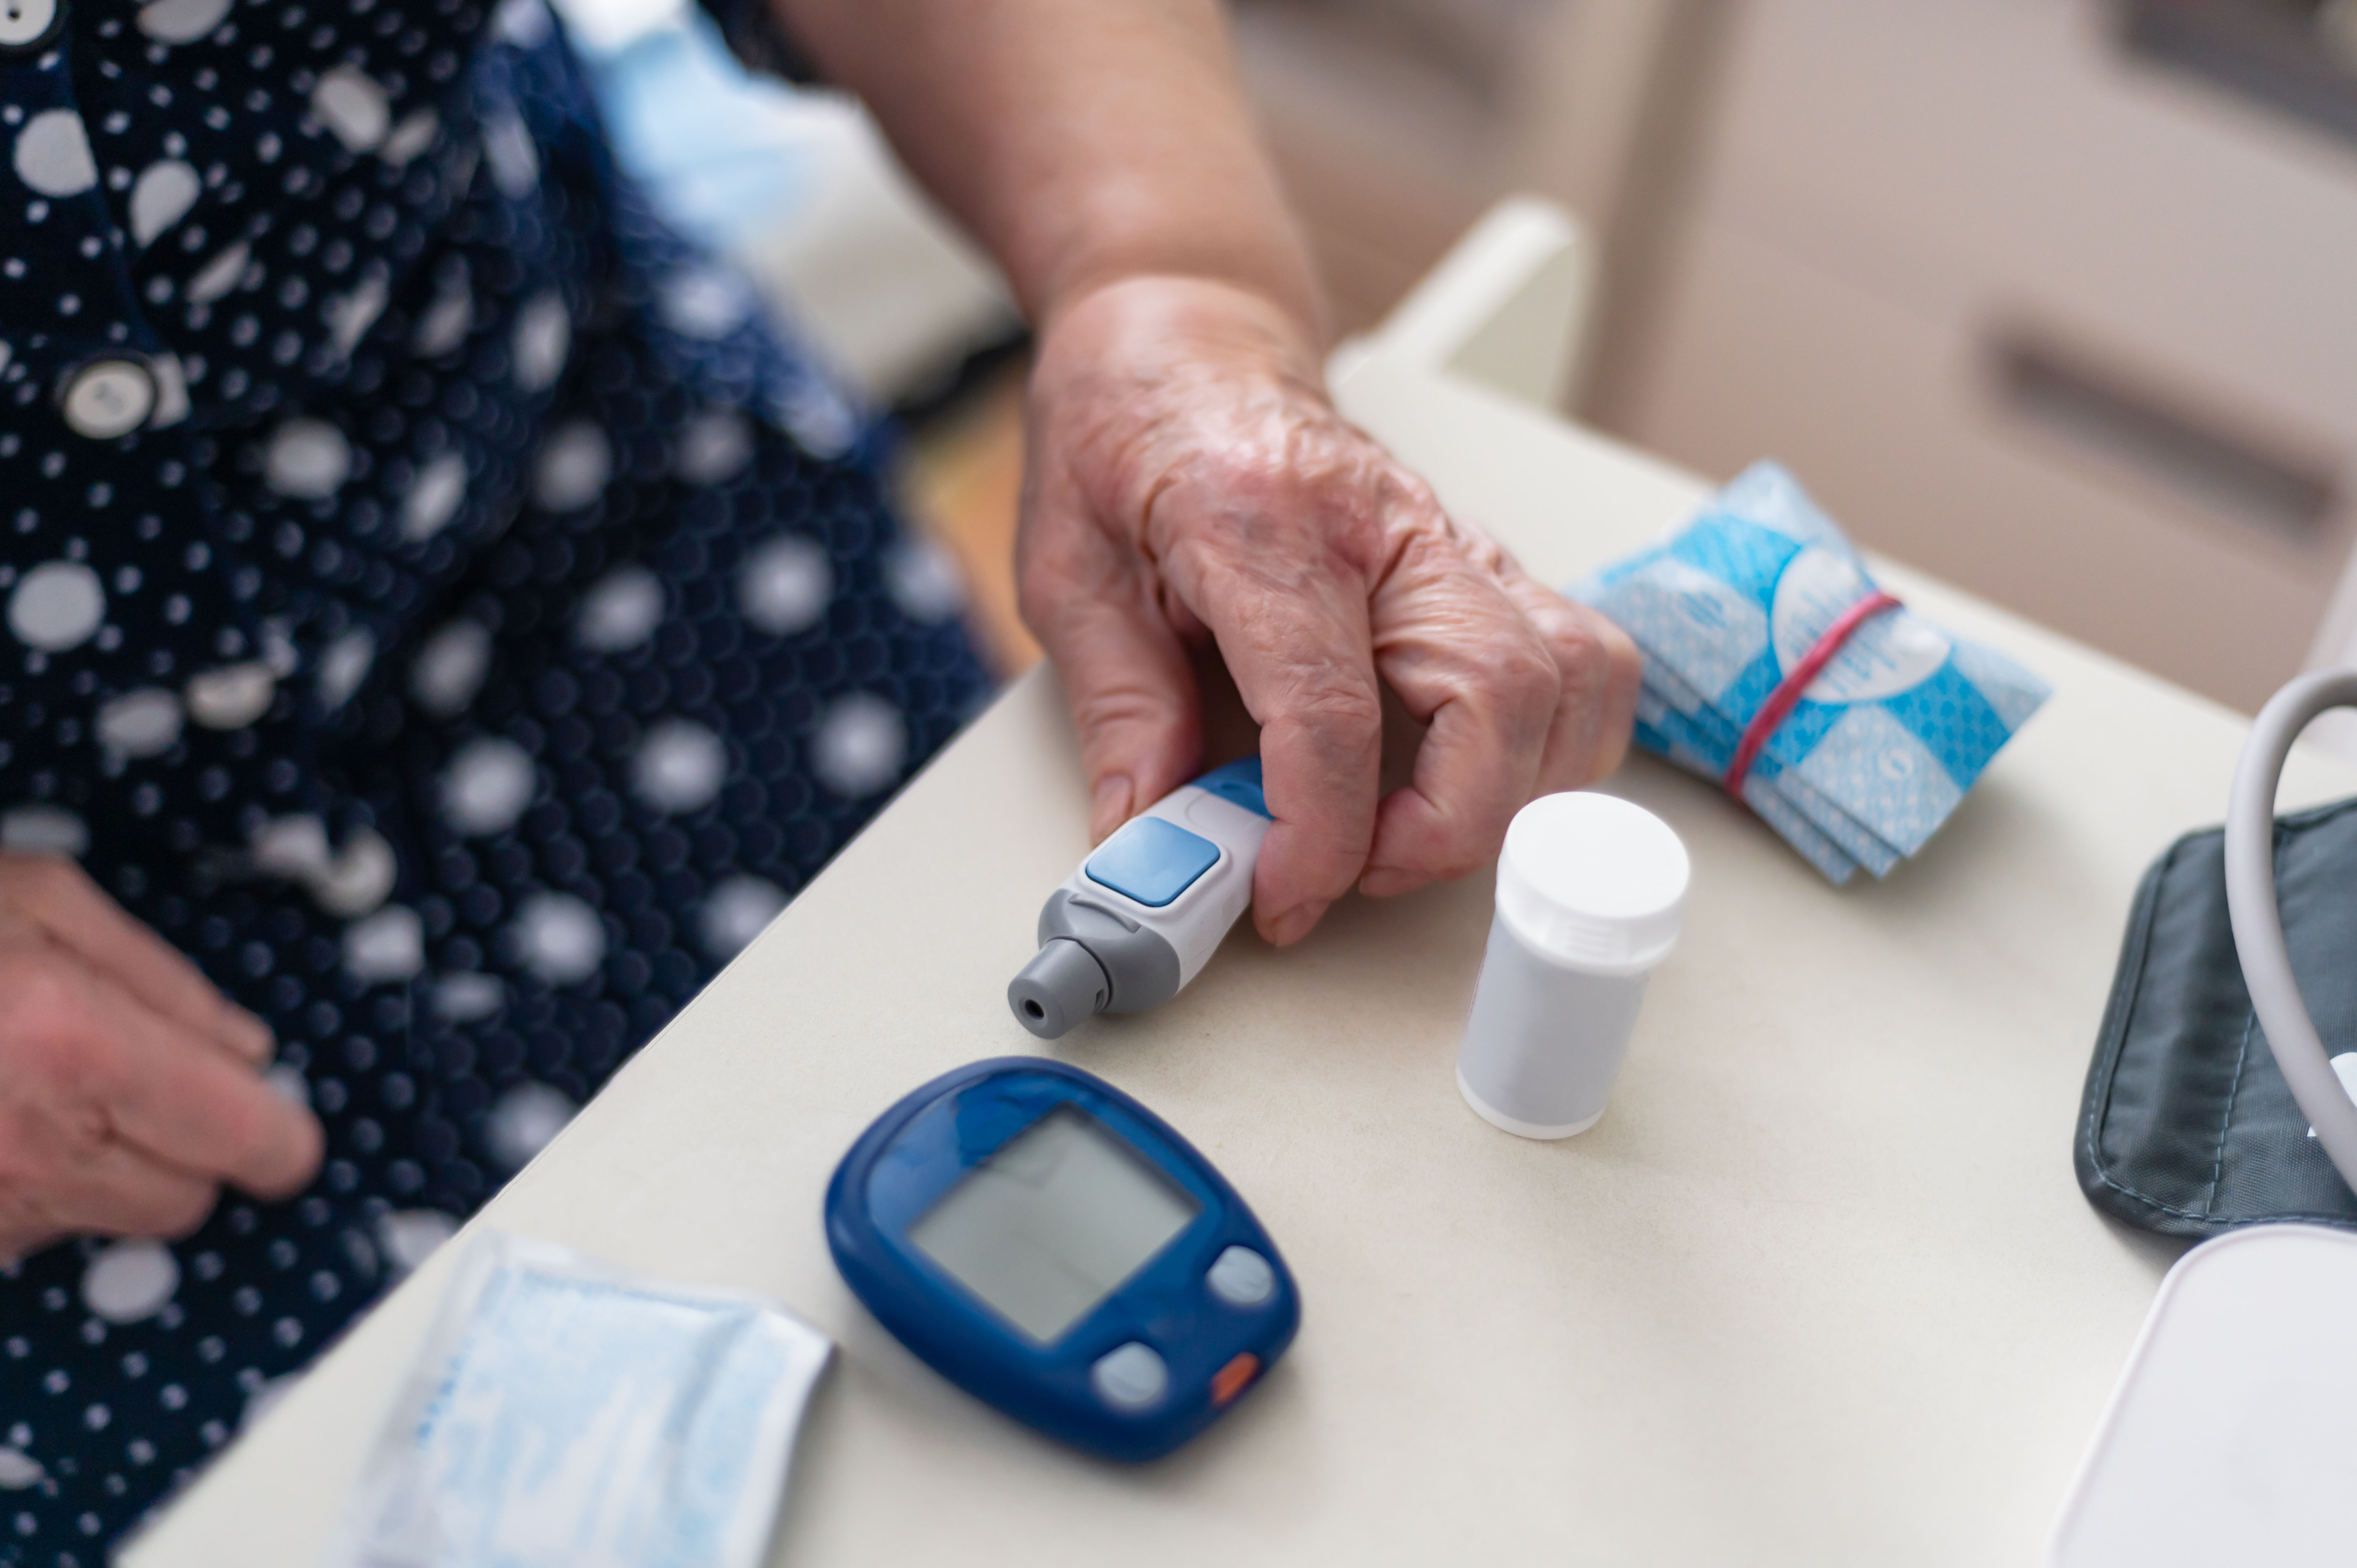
[1018,275,1642,945]
[0,855,323,1261]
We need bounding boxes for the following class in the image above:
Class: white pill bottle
[1456,792,1689,1139]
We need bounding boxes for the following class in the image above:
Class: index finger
[95,980,322,1200]
[0,855,274,1064]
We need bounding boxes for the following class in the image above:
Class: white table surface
[125,354,2357,1566]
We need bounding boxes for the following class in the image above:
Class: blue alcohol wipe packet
[1573,462,2052,883]
[323,1231,833,1568]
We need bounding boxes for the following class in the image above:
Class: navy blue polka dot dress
[0,1,990,1557]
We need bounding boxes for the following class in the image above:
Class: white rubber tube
[2223,669,2357,1196]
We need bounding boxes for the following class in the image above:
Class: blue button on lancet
[1192,757,1272,819]
[1085,817,1223,908]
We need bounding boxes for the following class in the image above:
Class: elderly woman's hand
[0,855,323,1261]
[1018,276,1642,946]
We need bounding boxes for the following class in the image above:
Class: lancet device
[1008,758,1272,1038]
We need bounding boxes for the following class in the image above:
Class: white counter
[125,354,2357,1567]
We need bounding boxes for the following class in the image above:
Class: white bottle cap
[1493,792,1688,975]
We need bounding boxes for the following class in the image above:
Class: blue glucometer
[825,1058,1300,1462]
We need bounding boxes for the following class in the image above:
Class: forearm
[771,0,1325,344]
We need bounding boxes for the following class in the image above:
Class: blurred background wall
[561,0,2357,729]
[1237,0,2357,719]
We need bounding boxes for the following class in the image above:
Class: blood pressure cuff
[2078,795,2357,1236]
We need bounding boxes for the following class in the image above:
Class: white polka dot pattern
[886,537,968,623]
[631,718,727,814]
[12,109,97,198]
[249,815,332,880]
[184,663,276,729]
[326,269,392,360]
[0,805,87,858]
[660,267,755,339]
[777,380,858,459]
[510,291,571,392]
[699,874,787,959]
[432,972,505,1023]
[442,737,538,836]
[0,8,990,1554]
[738,535,833,636]
[381,109,443,168]
[81,1244,179,1326]
[484,1081,577,1170]
[497,0,557,45]
[531,419,610,512]
[575,565,664,652]
[380,1210,461,1276]
[7,562,105,652]
[309,828,398,918]
[317,630,377,712]
[344,906,426,984]
[263,1064,311,1107]
[95,689,184,761]
[128,160,199,249]
[401,453,470,542]
[410,621,494,716]
[412,275,475,357]
[675,407,751,484]
[309,69,391,155]
[137,0,233,45]
[185,240,251,305]
[482,109,540,198]
[814,693,909,798]
[264,419,353,501]
[512,892,605,985]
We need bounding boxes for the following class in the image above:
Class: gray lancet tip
[1008,938,1111,1039]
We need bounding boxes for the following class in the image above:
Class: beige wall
[1239,0,2357,716]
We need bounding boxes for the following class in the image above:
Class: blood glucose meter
[1008,758,1272,1038]
[824,1058,1299,1461]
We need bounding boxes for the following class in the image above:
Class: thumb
[1022,550,1202,842]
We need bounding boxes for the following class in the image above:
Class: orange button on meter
[1210,1352,1260,1405]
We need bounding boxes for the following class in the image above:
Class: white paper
[322,1231,831,1568]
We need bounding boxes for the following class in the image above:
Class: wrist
[1036,241,1328,362]
[1036,272,1328,391]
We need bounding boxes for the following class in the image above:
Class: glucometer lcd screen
[908,1105,1199,1343]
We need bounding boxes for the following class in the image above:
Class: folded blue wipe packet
[323,1232,832,1568]
[1571,463,2052,883]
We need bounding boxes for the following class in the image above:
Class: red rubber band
[1724,590,1903,800]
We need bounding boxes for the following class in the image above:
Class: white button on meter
[60,359,157,440]
[1089,1342,1169,1410]
[0,0,60,49]
[1205,1245,1276,1307]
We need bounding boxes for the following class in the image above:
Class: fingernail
[275,1111,327,1195]
[1265,900,1328,947]
[252,1104,326,1200]
[1358,866,1423,898]
[223,1008,275,1063]
[1090,775,1133,842]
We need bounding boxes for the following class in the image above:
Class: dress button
[58,358,157,440]
[0,0,62,51]
[1090,1342,1169,1411]
[1205,1245,1276,1307]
